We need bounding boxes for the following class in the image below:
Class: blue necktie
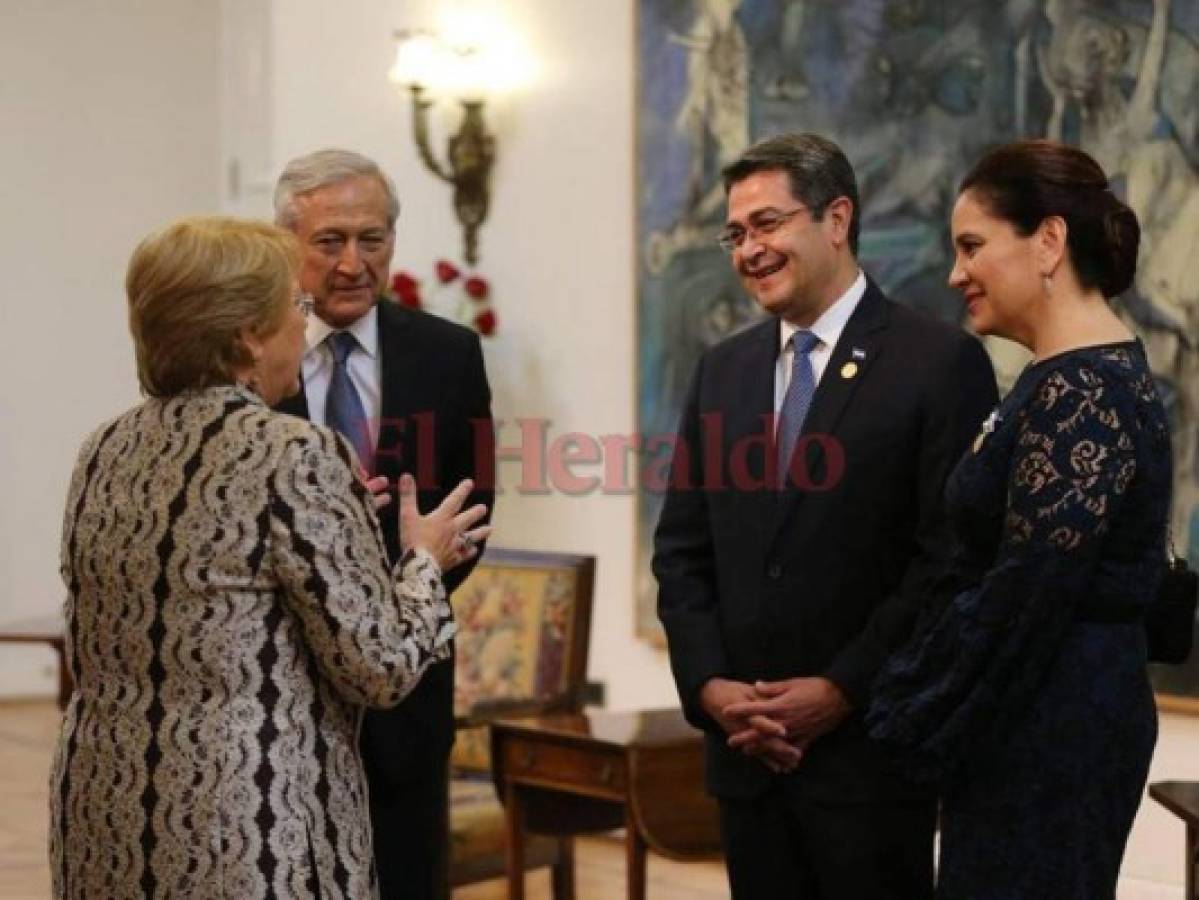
[776,330,820,487]
[325,331,373,472]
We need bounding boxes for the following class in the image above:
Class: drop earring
[1042,273,1053,294]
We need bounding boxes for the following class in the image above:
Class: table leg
[550,837,575,900]
[625,805,646,900]
[504,781,526,900]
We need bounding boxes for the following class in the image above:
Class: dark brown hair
[722,133,862,256]
[960,140,1139,298]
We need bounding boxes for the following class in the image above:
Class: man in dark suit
[274,149,494,900]
[653,133,997,898]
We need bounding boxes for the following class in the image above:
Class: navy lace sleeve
[865,360,1142,784]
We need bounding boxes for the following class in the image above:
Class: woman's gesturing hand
[398,473,491,572]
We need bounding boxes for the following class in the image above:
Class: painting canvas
[634,0,1199,702]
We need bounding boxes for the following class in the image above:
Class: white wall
[0,0,221,693]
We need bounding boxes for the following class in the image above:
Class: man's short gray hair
[274,149,400,230]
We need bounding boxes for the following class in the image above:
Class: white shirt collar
[779,270,867,354]
[304,303,379,360]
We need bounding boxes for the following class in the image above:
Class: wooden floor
[0,700,727,899]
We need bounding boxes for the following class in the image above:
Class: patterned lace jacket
[51,385,455,900]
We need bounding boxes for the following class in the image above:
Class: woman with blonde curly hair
[50,216,489,899]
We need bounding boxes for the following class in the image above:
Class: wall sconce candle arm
[406,85,496,266]
[409,86,453,183]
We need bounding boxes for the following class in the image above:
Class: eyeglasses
[716,206,807,253]
[293,292,315,317]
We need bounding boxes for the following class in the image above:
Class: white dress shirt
[301,305,382,450]
[774,270,867,417]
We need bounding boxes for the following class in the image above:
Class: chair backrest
[451,548,596,772]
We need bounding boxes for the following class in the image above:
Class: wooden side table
[0,615,68,709]
[491,708,721,900]
[1149,781,1199,899]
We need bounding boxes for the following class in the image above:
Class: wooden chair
[447,549,595,898]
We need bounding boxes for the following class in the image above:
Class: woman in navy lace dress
[867,141,1172,898]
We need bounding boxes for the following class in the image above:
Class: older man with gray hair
[274,148,495,900]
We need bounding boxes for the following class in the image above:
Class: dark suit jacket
[277,299,495,782]
[653,278,997,803]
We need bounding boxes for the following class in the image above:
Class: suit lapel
[733,319,784,532]
[770,280,890,533]
[799,285,888,446]
[376,300,419,483]
[726,318,779,449]
[275,381,310,418]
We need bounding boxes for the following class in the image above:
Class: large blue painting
[635,0,1199,699]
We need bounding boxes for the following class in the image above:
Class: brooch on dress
[973,408,1002,454]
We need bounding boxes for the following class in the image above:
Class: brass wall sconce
[391,27,517,266]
